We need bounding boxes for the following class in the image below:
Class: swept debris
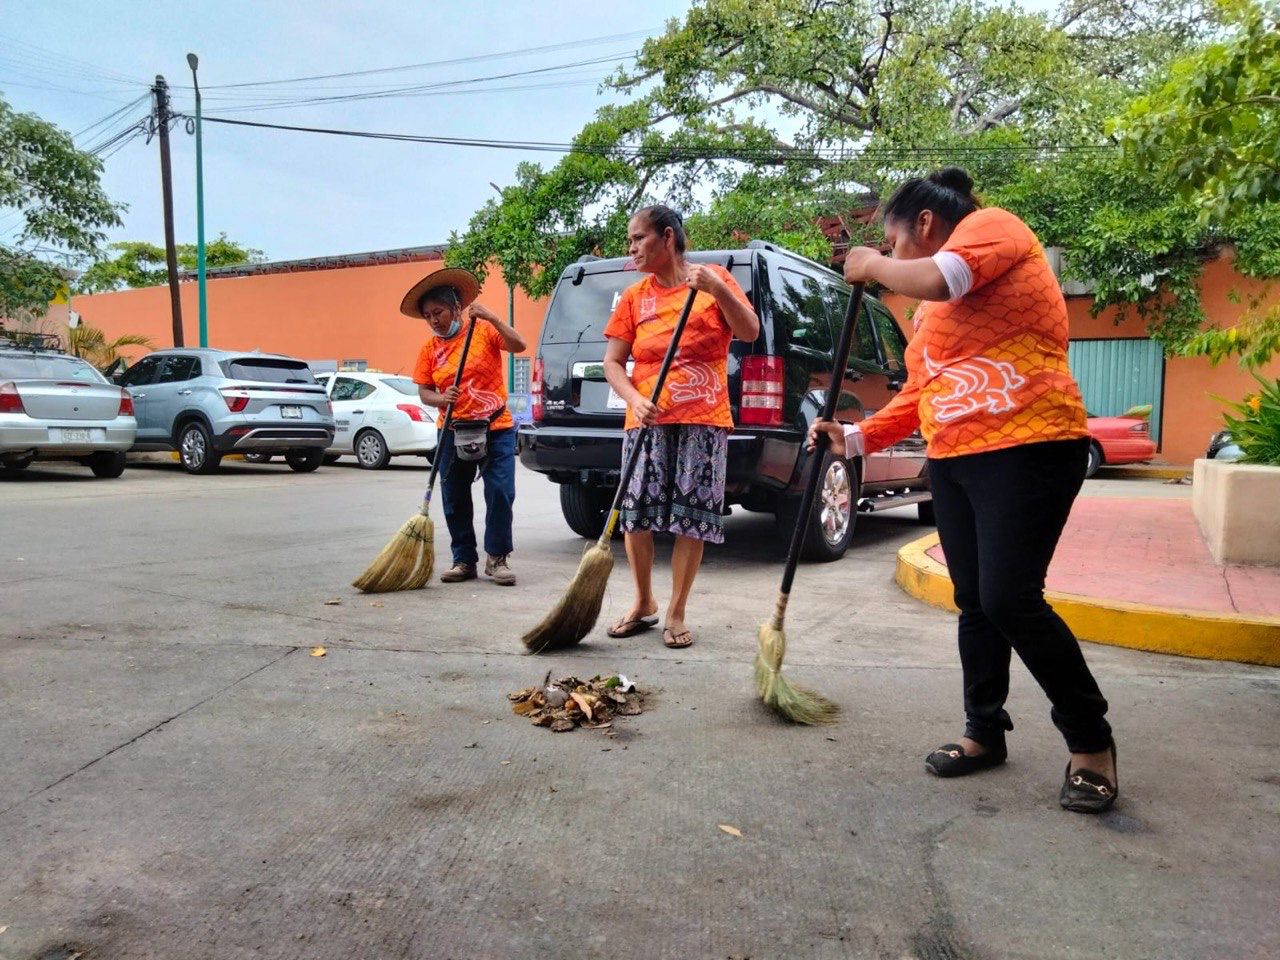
[508,671,644,733]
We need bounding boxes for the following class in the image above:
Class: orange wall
[70,258,545,379]
[884,251,1279,465]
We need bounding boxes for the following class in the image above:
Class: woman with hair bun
[602,204,759,649]
[810,167,1118,813]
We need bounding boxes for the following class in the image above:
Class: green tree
[66,323,152,370]
[1115,0,1280,366]
[448,0,1209,297]
[0,94,121,316]
[75,234,265,293]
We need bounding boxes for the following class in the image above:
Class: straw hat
[399,267,482,319]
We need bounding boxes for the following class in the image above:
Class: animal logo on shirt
[465,385,505,418]
[666,361,722,406]
[922,347,1026,423]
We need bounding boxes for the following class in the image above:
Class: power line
[188,113,1117,165]
[184,28,655,90]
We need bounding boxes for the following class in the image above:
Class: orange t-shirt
[859,207,1089,459]
[603,266,751,430]
[412,320,513,431]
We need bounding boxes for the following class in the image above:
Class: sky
[1,0,1060,265]
[0,0,692,262]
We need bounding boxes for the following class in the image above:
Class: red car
[1085,415,1157,476]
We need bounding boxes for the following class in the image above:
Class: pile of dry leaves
[509,672,643,732]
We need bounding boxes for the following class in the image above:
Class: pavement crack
[910,818,987,960]
[0,645,299,820]
[1219,564,1241,614]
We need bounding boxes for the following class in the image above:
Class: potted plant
[1193,376,1280,564]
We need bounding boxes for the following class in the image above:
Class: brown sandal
[663,627,693,649]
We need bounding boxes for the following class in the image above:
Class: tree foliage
[75,234,265,294]
[448,0,1210,297]
[67,323,153,370]
[0,94,121,316]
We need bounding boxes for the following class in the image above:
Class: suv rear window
[0,353,105,382]
[222,358,314,383]
[542,264,753,344]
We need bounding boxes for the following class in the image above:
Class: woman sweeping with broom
[809,167,1118,813]
[600,205,758,648]
[408,268,526,586]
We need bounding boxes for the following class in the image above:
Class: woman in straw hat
[404,268,527,585]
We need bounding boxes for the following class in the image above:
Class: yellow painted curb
[896,533,1280,668]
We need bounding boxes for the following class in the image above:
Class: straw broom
[523,289,699,653]
[352,316,480,593]
[755,282,866,723]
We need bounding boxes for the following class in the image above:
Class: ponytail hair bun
[930,166,975,196]
[879,166,981,231]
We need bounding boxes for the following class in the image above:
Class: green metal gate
[1067,339,1165,443]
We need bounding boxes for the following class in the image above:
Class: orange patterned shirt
[412,320,513,431]
[604,266,751,430]
[859,207,1088,459]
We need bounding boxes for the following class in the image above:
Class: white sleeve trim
[842,423,866,457]
[933,251,972,302]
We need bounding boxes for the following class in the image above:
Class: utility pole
[152,75,184,347]
[187,53,207,347]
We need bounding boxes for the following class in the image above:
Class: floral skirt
[619,424,729,543]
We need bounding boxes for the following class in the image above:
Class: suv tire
[286,448,324,473]
[1,455,33,473]
[560,481,612,540]
[355,428,391,470]
[178,421,222,474]
[88,451,127,478]
[778,451,857,562]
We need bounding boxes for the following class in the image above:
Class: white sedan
[317,372,438,469]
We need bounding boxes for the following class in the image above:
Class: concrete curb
[1096,464,1192,480]
[895,533,1280,668]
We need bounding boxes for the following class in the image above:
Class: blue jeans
[436,426,516,565]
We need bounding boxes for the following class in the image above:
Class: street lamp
[187,52,207,348]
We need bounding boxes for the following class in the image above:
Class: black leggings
[928,438,1112,754]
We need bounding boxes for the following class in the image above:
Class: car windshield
[0,353,106,382]
[222,358,314,383]
[382,377,418,395]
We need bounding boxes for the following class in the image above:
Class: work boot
[485,554,516,586]
[440,562,477,583]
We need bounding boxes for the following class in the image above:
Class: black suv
[518,240,932,560]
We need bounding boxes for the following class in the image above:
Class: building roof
[192,243,448,280]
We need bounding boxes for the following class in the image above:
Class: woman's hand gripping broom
[755,282,866,723]
[352,315,480,593]
[522,289,699,652]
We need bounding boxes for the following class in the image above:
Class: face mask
[443,318,461,339]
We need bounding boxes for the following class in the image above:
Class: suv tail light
[220,388,250,413]
[531,357,544,422]
[739,356,784,426]
[397,403,430,422]
[0,381,24,414]
[118,390,134,416]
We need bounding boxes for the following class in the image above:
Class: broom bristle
[522,542,613,652]
[754,619,840,725]
[352,513,434,593]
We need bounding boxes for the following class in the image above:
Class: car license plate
[281,405,303,419]
[59,428,93,443]
[606,388,627,410]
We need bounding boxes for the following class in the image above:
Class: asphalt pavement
[1,458,1276,959]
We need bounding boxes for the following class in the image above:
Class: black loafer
[1060,744,1118,813]
[925,742,1007,778]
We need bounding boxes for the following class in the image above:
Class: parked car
[1206,430,1243,461]
[518,240,932,561]
[117,348,334,474]
[0,333,136,477]
[311,371,437,469]
[1085,415,1157,477]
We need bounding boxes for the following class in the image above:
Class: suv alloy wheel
[178,421,222,474]
[779,451,858,563]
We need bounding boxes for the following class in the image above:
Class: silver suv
[118,348,335,474]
